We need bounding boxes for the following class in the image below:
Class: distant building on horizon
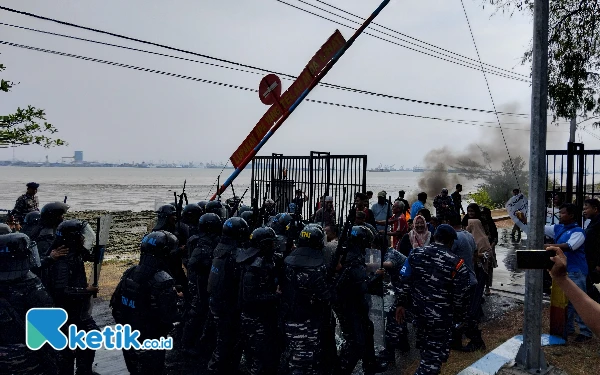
[74,151,83,163]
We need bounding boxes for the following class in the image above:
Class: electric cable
[275,0,530,83]
[294,0,529,79]
[459,0,521,190]
[0,20,535,118]
[0,40,569,134]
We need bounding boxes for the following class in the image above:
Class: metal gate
[250,152,367,226]
[546,142,599,224]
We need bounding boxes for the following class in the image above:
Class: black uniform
[0,233,58,375]
[281,245,332,375]
[110,232,178,375]
[334,226,385,375]
[152,220,189,295]
[45,220,99,375]
[182,231,220,351]
[237,241,280,375]
[206,217,249,374]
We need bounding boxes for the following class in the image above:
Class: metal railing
[251,152,367,226]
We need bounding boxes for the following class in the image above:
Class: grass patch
[84,259,136,300]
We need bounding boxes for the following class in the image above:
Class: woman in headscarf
[461,203,483,228]
[462,218,492,352]
[481,207,499,296]
[397,215,431,257]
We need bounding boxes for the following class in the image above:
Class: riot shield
[365,248,385,351]
[92,214,112,297]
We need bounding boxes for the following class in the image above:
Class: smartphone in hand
[516,249,557,270]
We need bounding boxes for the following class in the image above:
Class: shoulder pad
[250,257,264,268]
[153,270,174,284]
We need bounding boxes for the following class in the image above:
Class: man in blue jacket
[544,203,592,342]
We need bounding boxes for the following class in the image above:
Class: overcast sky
[0,0,594,167]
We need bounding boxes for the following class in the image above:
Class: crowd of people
[1,180,599,375]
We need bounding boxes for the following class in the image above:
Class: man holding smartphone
[543,203,592,342]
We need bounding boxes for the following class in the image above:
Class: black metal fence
[251,152,367,225]
[546,142,600,224]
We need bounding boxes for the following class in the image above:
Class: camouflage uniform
[281,246,332,375]
[12,194,39,223]
[383,249,410,354]
[398,243,470,375]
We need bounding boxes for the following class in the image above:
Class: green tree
[484,0,600,125]
[1,60,66,148]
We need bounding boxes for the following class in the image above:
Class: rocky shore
[65,210,156,259]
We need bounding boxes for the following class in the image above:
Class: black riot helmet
[197,201,209,213]
[0,232,41,281]
[40,202,69,227]
[249,227,277,251]
[240,211,255,228]
[304,223,324,232]
[199,213,223,234]
[54,219,96,255]
[297,225,325,250]
[205,200,227,220]
[349,225,374,249]
[182,203,203,226]
[140,231,179,259]
[24,211,41,225]
[222,217,250,242]
[237,206,253,216]
[268,213,294,235]
[156,204,177,218]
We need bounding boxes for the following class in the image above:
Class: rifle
[64,196,68,204]
[231,187,249,216]
[333,202,356,288]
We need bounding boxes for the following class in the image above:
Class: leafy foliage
[484,0,600,125]
[0,59,66,148]
[456,149,529,208]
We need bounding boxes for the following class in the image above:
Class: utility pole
[516,0,549,372]
[569,116,577,143]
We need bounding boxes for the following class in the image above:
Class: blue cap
[434,224,458,241]
[26,182,39,189]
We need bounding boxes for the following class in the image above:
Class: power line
[275,0,531,83]
[314,0,530,79]
[459,0,520,190]
[0,11,542,121]
[0,40,568,133]
[296,0,530,79]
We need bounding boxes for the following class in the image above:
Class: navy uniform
[45,220,99,375]
[281,225,332,375]
[110,231,179,375]
[12,182,40,223]
[237,227,280,375]
[0,232,58,375]
[182,213,222,354]
[379,248,410,365]
[397,225,470,375]
[206,217,250,374]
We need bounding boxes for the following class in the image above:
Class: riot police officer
[259,199,277,225]
[334,226,387,375]
[240,210,256,231]
[236,227,280,375]
[396,224,471,375]
[45,219,99,375]
[267,213,295,258]
[32,202,70,255]
[206,217,250,374]
[197,201,209,215]
[204,201,227,222]
[0,232,58,374]
[110,231,179,375]
[182,213,222,355]
[21,211,41,237]
[153,204,189,298]
[281,225,332,375]
[182,203,203,237]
